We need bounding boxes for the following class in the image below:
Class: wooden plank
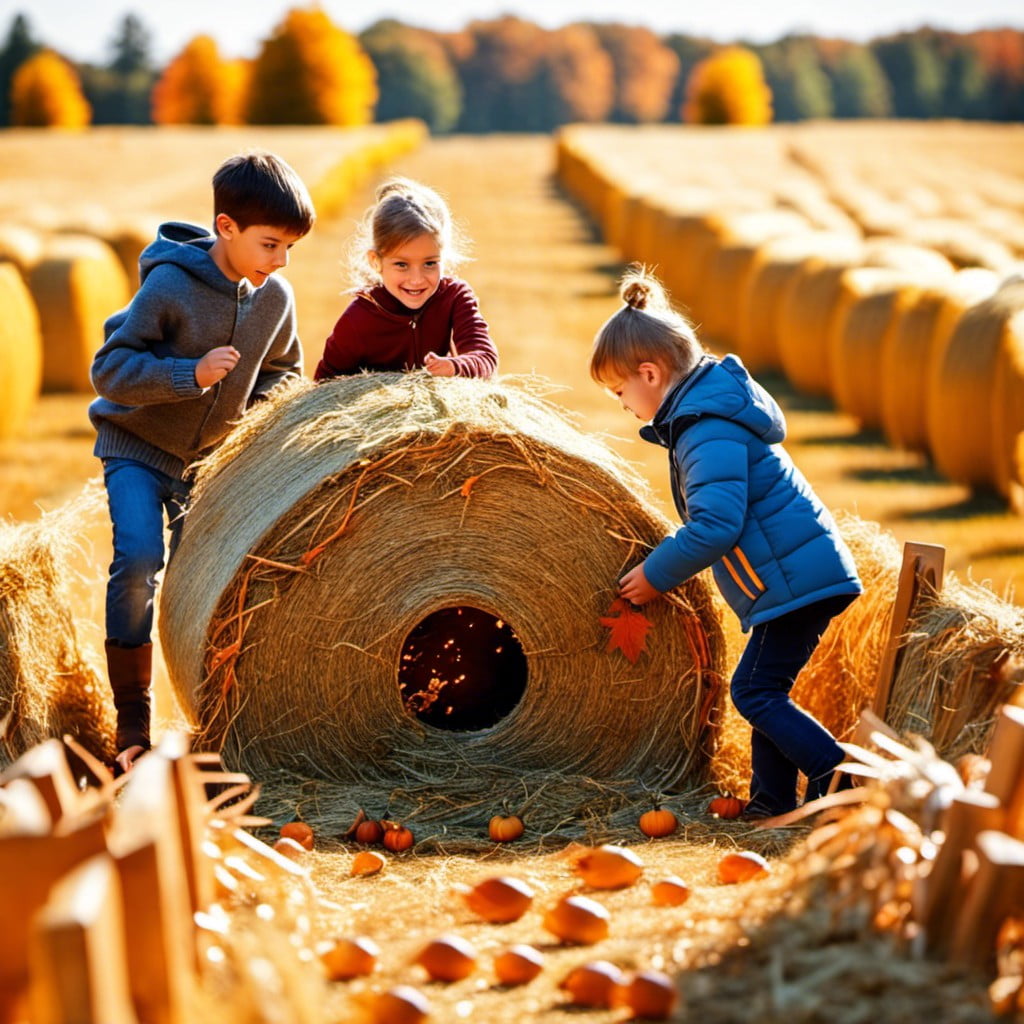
[871,541,945,720]
[27,854,137,1024]
[0,739,82,827]
[949,830,1024,967]
[984,704,1024,841]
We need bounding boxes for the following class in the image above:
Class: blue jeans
[103,458,190,647]
[730,593,857,817]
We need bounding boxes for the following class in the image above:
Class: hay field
[0,126,1020,1022]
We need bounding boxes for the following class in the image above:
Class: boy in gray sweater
[89,150,315,772]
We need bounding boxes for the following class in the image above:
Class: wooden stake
[0,739,83,826]
[984,705,1024,840]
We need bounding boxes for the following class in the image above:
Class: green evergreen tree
[0,13,40,126]
[825,44,892,118]
[758,37,832,121]
[663,34,715,122]
[872,33,946,117]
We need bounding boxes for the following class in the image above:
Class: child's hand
[619,563,660,605]
[424,352,456,377]
[196,345,241,388]
[115,744,146,774]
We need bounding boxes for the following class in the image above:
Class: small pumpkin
[717,850,771,883]
[370,985,430,1024]
[351,850,386,877]
[355,819,384,844]
[381,819,414,852]
[574,844,644,889]
[542,894,610,945]
[272,836,308,861]
[494,944,544,986]
[650,875,691,907]
[414,934,477,982]
[638,807,678,838]
[488,814,525,842]
[613,969,678,1020]
[708,795,747,819]
[279,821,314,850]
[463,875,534,923]
[319,935,380,980]
[559,960,624,1007]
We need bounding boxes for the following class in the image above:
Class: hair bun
[621,273,654,310]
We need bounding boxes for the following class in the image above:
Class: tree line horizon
[1,7,1022,131]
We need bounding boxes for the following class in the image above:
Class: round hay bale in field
[28,234,130,393]
[695,210,809,347]
[0,488,115,770]
[159,375,727,832]
[887,575,1024,761]
[102,216,160,292]
[827,268,929,430]
[883,269,1001,454]
[928,278,1024,492]
[991,278,1024,503]
[0,223,44,277]
[861,238,956,278]
[0,262,42,442]
[735,232,863,373]
[898,217,1016,272]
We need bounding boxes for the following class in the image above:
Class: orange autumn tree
[151,35,244,125]
[10,49,90,127]
[247,6,376,125]
[683,45,773,125]
[591,24,680,123]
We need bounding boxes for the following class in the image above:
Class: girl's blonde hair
[590,267,704,385]
[346,177,469,290]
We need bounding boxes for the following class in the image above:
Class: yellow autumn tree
[10,49,90,127]
[247,7,376,125]
[152,35,237,125]
[683,46,773,125]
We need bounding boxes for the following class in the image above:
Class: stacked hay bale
[881,269,1001,454]
[0,488,115,769]
[927,277,1024,496]
[159,375,728,831]
[0,224,44,279]
[0,262,42,441]
[27,234,130,393]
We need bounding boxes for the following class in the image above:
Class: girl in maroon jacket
[314,178,498,380]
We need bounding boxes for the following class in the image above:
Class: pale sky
[4,0,1024,66]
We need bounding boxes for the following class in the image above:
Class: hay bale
[159,375,728,831]
[0,223,44,277]
[928,277,1024,492]
[735,232,863,373]
[883,269,1001,454]
[827,268,928,430]
[0,487,115,769]
[101,216,160,292]
[695,210,809,346]
[27,234,130,393]
[0,262,42,442]
[898,217,1016,272]
[991,278,1024,504]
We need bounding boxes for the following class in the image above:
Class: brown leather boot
[104,640,153,754]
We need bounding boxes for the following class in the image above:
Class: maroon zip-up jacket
[313,277,497,380]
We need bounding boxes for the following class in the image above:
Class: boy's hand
[424,352,456,377]
[115,744,146,774]
[195,346,241,388]
[619,563,660,605]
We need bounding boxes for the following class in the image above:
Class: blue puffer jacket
[640,354,862,630]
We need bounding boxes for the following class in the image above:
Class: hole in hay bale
[398,606,527,731]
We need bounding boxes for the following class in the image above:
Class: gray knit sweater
[89,221,303,480]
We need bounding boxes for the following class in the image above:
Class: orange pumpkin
[717,850,770,883]
[650,875,691,907]
[488,814,525,842]
[273,836,307,861]
[320,935,380,980]
[351,850,386,877]
[494,944,544,986]
[414,935,478,982]
[574,844,644,889]
[355,819,384,844]
[543,894,610,945]
[559,960,624,1007]
[463,875,534,923]
[638,807,678,838]
[708,795,747,819]
[381,820,414,852]
[370,985,430,1024]
[279,821,314,850]
[613,969,678,1019]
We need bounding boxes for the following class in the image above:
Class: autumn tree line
[1,7,1022,132]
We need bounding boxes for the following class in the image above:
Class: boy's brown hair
[213,150,315,236]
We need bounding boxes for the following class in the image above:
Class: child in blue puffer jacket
[590,268,862,818]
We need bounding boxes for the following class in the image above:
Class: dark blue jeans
[103,458,190,647]
[730,593,857,817]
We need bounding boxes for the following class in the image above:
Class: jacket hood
[642,354,786,447]
[139,221,241,296]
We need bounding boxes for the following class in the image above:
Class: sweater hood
[139,221,242,297]
[641,354,786,447]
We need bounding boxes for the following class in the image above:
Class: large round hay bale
[0,262,42,442]
[0,490,115,770]
[28,234,130,393]
[827,268,927,430]
[898,217,1016,272]
[0,224,44,278]
[695,210,809,346]
[159,375,728,830]
[883,269,1001,454]
[990,278,1024,503]
[861,238,956,278]
[101,216,160,292]
[928,278,1024,491]
[735,232,863,373]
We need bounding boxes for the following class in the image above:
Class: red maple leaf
[599,597,653,664]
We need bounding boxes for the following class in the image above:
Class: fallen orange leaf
[460,475,481,498]
[599,598,653,663]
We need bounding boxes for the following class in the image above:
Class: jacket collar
[639,355,715,447]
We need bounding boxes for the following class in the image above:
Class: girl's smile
[373,233,443,309]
